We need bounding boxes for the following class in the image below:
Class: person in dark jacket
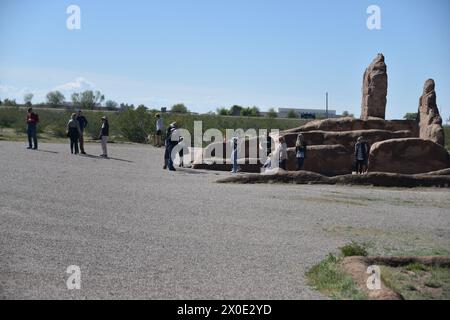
[295,134,307,170]
[76,110,88,154]
[163,122,179,171]
[354,136,370,174]
[67,113,81,154]
[99,116,109,158]
[26,107,39,150]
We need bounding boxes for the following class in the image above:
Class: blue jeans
[166,144,176,170]
[297,157,305,170]
[27,125,37,149]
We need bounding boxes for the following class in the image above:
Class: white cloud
[53,77,95,92]
[0,83,17,95]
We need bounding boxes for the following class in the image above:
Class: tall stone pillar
[361,53,388,120]
[418,79,444,146]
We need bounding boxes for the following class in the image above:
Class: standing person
[67,113,81,154]
[26,107,39,150]
[354,136,369,174]
[155,114,163,147]
[98,116,109,158]
[178,136,185,168]
[163,122,178,171]
[259,131,272,164]
[295,134,307,171]
[276,136,288,170]
[266,131,272,157]
[76,110,88,154]
[230,136,240,173]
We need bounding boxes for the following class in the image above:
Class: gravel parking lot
[1,141,449,299]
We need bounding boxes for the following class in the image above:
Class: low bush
[340,241,369,257]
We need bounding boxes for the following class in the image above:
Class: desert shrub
[45,124,67,138]
[340,241,369,257]
[0,107,21,127]
[0,107,309,143]
[116,108,152,143]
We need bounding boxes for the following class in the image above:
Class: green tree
[136,104,148,112]
[105,100,118,110]
[217,107,229,116]
[266,108,278,118]
[342,110,354,118]
[250,106,261,117]
[287,110,299,118]
[241,107,252,117]
[403,112,418,120]
[171,103,188,114]
[23,93,34,105]
[72,90,105,109]
[229,105,243,116]
[3,98,17,106]
[46,91,65,106]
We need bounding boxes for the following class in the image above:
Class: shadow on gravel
[78,154,134,163]
[175,167,217,175]
[34,149,59,154]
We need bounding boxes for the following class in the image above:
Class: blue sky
[0,0,449,120]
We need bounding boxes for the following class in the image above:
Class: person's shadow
[35,149,59,154]
[78,153,133,163]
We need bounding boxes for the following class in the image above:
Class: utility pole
[326,92,329,118]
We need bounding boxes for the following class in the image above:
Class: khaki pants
[101,136,108,156]
[79,131,85,153]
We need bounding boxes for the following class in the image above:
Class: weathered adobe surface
[195,56,447,176]
[368,138,450,174]
[216,171,450,188]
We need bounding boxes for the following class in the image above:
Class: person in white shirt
[276,136,288,170]
[155,114,163,147]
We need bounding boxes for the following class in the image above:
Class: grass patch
[381,263,450,299]
[306,253,367,300]
[340,241,369,257]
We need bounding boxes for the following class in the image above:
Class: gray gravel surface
[1,141,449,299]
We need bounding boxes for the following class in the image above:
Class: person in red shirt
[26,107,39,149]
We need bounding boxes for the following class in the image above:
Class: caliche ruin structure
[193,54,449,179]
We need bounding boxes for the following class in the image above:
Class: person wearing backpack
[26,107,39,150]
[66,113,82,154]
[295,134,307,170]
